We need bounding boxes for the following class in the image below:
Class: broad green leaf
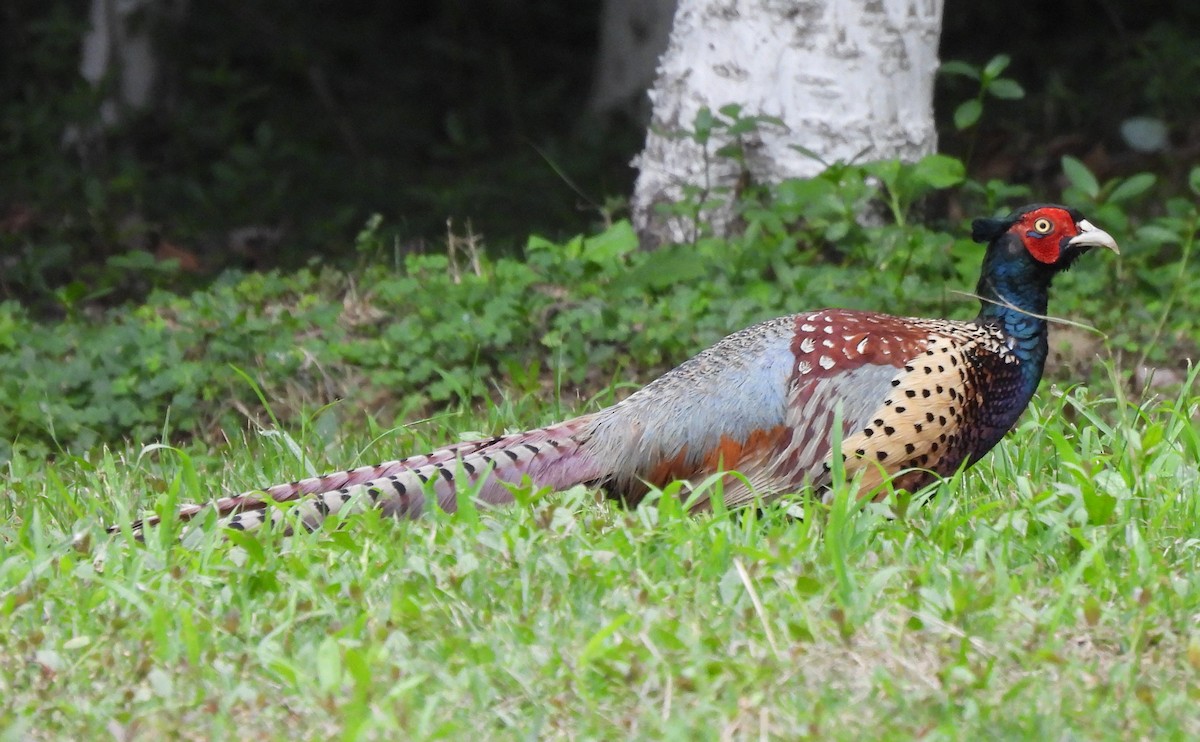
[986,78,1025,100]
[628,245,710,289]
[1189,166,1200,197]
[939,60,980,80]
[954,99,982,130]
[911,154,966,190]
[1061,156,1099,198]
[525,234,557,252]
[775,176,837,208]
[1135,224,1182,247]
[982,54,1011,80]
[582,220,638,262]
[1107,173,1157,204]
[863,159,901,189]
[728,113,785,136]
[717,103,743,119]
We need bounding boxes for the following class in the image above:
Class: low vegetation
[2,156,1196,462]
[4,372,1200,737]
[3,158,1200,737]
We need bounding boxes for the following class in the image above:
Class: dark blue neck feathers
[973,234,1054,385]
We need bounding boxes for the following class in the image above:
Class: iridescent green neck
[974,243,1052,386]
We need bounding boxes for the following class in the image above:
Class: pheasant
[116,204,1117,536]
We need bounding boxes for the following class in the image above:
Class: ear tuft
[971,217,1008,244]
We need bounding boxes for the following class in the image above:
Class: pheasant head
[965,203,1119,394]
[972,203,1119,272]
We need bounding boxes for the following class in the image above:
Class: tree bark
[632,0,945,246]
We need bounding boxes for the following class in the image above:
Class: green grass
[4,370,1200,739]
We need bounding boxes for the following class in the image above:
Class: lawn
[3,163,1199,739]
[4,370,1200,739]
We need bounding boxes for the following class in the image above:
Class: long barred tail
[113,415,607,537]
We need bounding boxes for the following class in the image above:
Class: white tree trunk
[632,0,944,246]
[588,0,677,119]
[80,0,163,126]
[73,0,187,137]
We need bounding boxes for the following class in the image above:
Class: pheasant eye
[1033,217,1053,234]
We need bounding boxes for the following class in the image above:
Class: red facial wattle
[1012,207,1120,264]
[1015,208,1073,264]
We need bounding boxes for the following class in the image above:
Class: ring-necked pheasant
[116,204,1117,536]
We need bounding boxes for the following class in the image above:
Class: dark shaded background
[1,0,1198,307]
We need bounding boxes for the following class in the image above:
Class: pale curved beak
[1069,219,1120,254]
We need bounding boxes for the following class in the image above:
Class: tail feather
[114,415,607,537]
